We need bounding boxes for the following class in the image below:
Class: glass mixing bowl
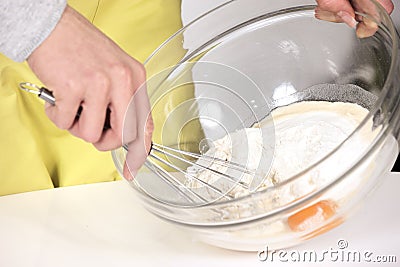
[112,0,400,251]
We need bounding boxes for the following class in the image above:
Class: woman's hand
[315,0,394,37]
[27,5,153,179]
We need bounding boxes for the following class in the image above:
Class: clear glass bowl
[112,0,400,251]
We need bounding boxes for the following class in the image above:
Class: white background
[181,0,400,30]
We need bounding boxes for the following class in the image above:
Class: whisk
[19,82,264,206]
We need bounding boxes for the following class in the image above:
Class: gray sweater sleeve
[0,0,67,62]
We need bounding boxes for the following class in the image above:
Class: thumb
[315,0,357,28]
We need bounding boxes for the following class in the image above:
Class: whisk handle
[19,82,111,130]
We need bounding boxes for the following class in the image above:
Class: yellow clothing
[0,0,184,195]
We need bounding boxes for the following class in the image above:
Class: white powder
[186,100,377,204]
[178,96,398,252]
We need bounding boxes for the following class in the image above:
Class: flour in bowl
[186,100,377,206]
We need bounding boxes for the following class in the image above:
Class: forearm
[0,0,67,62]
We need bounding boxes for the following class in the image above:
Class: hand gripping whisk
[19,82,264,206]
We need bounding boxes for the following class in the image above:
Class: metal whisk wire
[124,142,256,203]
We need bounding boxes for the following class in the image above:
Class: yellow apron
[0,0,189,195]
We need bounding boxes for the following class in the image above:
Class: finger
[376,0,394,14]
[123,84,153,180]
[97,63,146,149]
[45,89,82,130]
[352,0,382,19]
[123,115,153,181]
[144,115,154,155]
[90,80,132,151]
[92,95,133,151]
[315,0,355,14]
[122,93,138,146]
[356,17,379,38]
[315,8,357,28]
[315,8,340,22]
[68,96,109,143]
[93,131,121,151]
[123,162,134,181]
[91,95,137,152]
[337,10,357,28]
[315,0,356,27]
[132,82,153,154]
[349,0,381,38]
[92,106,122,151]
[123,139,148,181]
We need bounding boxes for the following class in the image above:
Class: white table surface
[0,172,399,267]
